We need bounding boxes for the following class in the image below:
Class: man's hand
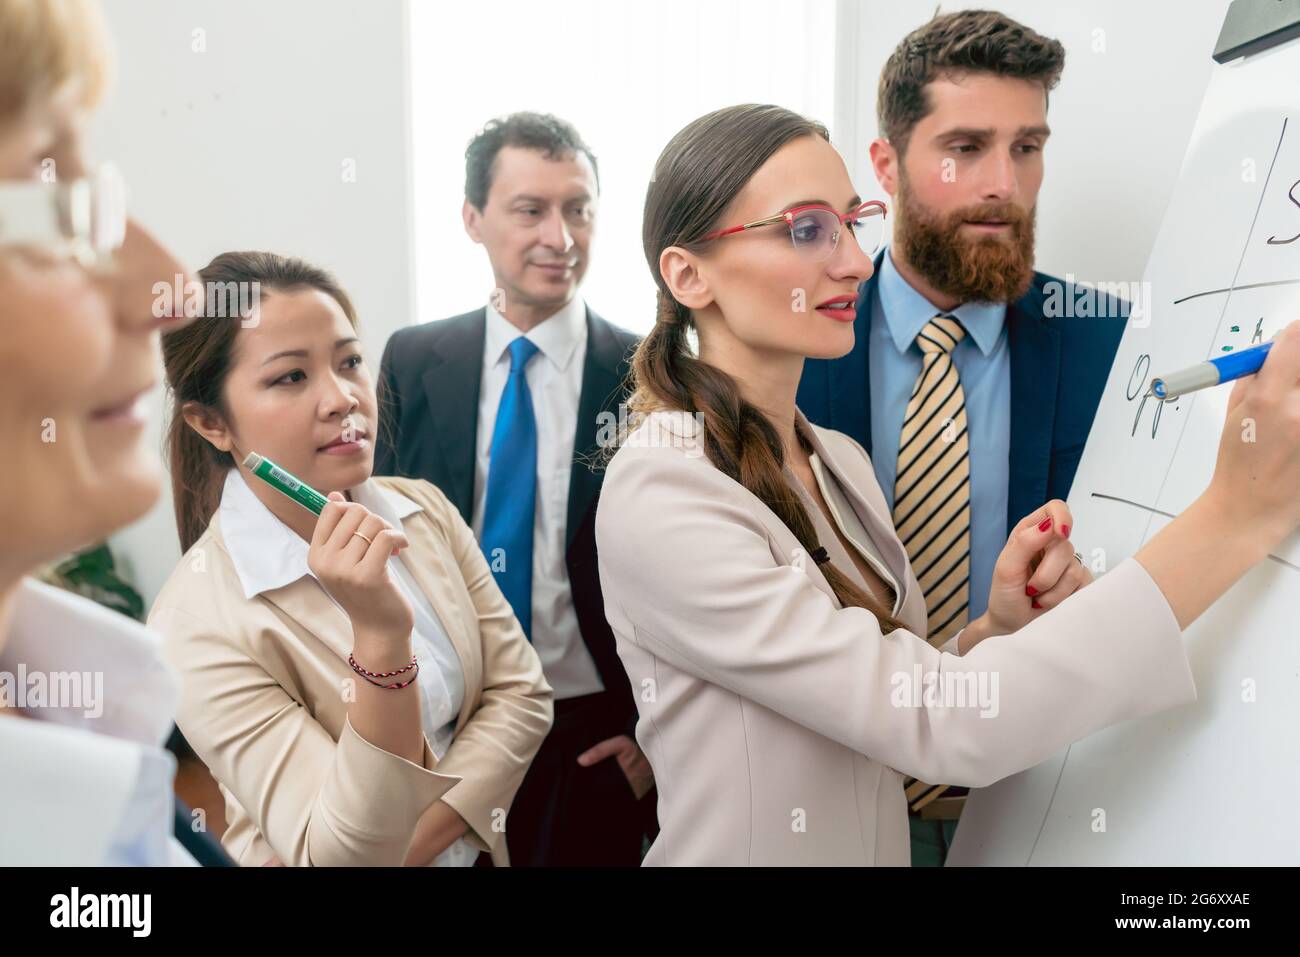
[576,734,654,800]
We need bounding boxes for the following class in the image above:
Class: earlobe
[180,400,233,453]
[660,246,713,312]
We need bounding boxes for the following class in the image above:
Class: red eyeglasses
[702,200,887,261]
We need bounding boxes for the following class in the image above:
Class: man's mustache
[944,202,1029,229]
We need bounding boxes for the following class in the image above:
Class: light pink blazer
[594,409,1196,866]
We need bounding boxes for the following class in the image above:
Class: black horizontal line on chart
[1090,492,1300,572]
[1172,277,1300,305]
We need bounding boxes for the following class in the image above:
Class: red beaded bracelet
[367,663,419,690]
[349,653,419,689]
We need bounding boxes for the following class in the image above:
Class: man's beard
[892,171,1036,304]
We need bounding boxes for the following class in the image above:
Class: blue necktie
[481,336,540,641]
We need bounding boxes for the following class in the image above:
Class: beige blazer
[149,476,553,867]
[595,409,1197,866]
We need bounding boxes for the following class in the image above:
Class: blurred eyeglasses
[703,199,887,261]
[0,163,126,270]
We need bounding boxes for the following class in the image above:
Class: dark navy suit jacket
[797,251,1127,537]
[373,306,642,735]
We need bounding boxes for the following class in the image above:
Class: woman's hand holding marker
[308,492,414,664]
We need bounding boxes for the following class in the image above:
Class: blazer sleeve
[418,485,554,853]
[595,448,1197,789]
[151,604,462,867]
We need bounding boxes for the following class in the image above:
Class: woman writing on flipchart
[594,103,1300,866]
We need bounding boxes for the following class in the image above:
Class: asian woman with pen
[148,251,553,867]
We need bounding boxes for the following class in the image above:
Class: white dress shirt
[472,297,604,700]
[217,469,477,867]
[0,577,196,866]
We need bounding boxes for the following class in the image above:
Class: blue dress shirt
[869,249,1010,619]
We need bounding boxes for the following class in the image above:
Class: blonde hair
[0,0,112,126]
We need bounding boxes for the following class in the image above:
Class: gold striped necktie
[894,314,971,816]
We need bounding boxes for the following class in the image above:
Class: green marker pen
[242,452,330,515]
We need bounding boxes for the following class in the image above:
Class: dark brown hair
[878,9,1065,153]
[161,251,358,552]
[464,111,599,211]
[633,103,902,632]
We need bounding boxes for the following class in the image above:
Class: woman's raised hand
[1202,320,1300,545]
[307,492,413,647]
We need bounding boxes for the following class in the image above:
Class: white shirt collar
[1,576,178,744]
[0,577,185,865]
[217,468,422,600]
[877,246,1006,358]
[484,295,587,373]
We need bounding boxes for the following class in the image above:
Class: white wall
[408,0,838,338]
[834,0,1230,287]
[95,0,416,603]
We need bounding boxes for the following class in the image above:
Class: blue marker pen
[1150,338,1275,400]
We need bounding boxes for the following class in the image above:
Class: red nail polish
[1061,524,1070,537]
[1038,516,1052,532]
[1032,599,1042,609]
[1026,584,1038,596]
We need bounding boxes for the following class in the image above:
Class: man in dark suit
[798,11,1126,866]
[374,112,653,866]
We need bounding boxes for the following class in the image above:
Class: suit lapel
[1006,283,1061,535]
[798,412,914,615]
[566,307,629,552]
[420,310,485,525]
[254,574,353,665]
